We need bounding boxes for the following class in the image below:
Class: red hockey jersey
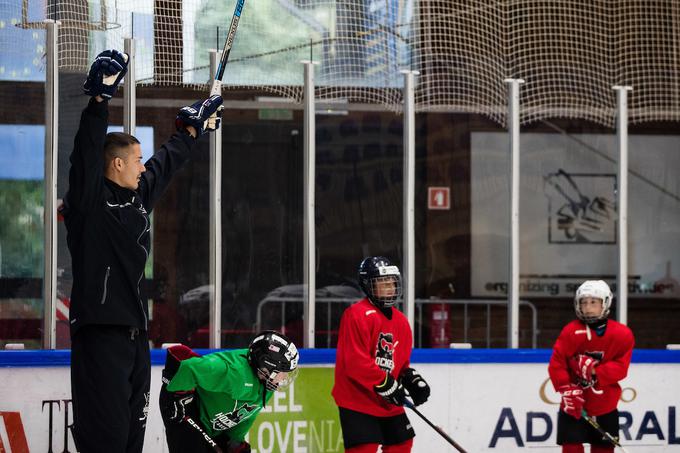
[548,319,634,416]
[332,298,413,417]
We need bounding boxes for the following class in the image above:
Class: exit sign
[428,186,450,210]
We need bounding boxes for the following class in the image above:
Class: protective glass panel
[144,104,211,349]
[0,0,46,348]
[221,111,304,348]
[314,111,405,348]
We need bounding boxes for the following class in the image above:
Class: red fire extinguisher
[428,302,452,348]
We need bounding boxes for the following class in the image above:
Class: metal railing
[255,297,538,348]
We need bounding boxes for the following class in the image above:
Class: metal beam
[504,78,524,349]
[209,50,223,348]
[123,38,136,135]
[401,70,418,338]
[302,60,318,348]
[613,85,632,325]
[43,20,59,349]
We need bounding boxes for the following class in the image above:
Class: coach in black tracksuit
[63,49,223,453]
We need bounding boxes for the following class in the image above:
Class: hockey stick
[183,415,224,453]
[403,400,468,453]
[210,0,246,96]
[581,410,630,453]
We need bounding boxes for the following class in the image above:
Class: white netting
[3,0,680,125]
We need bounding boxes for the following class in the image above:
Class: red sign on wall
[428,186,450,210]
[0,412,29,453]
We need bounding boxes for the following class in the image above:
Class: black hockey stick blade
[581,411,630,453]
[404,400,468,453]
[184,415,224,452]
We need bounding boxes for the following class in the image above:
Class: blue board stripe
[1,348,678,367]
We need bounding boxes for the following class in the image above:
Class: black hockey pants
[71,325,150,453]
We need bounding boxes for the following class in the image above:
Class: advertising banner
[0,361,678,452]
[471,132,680,299]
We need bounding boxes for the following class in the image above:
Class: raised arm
[65,97,109,212]
[137,95,223,211]
[65,50,128,213]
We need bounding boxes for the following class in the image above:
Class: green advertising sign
[245,367,344,452]
[258,108,294,121]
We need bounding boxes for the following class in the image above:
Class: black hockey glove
[400,367,430,406]
[175,95,223,137]
[159,390,195,424]
[226,440,251,453]
[83,49,129,99]
[374,373,407,406]
[215,434,251,453]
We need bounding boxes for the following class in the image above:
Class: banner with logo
[1,360,679,452]
[246,366,342,452]
[416,362,680,452]
[471,132,680,298]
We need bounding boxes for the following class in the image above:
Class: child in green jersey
[159,331,299,452]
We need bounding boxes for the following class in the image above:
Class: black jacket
[64,98,196,335]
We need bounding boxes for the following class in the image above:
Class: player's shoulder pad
[608,319,636,342]
[564,319,583,332]
[342,299,369,318]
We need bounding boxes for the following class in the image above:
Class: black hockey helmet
[247,330,299,391]
[357,256,402,308]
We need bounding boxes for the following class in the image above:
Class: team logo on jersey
[374,332,395,372]
[212,403,258,431]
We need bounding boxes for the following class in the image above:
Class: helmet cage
[358,257,402,308]
[256,367,299,392]
[574,280,612,323]
[366,275,401,308]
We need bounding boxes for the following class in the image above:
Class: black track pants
[71,325,150,453]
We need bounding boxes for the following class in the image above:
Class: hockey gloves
[160,345,201,424]
[160,390,195,424]
[569,354,598,387]
[176,95,224,137]
[400,367,430,406]
[83,50,129,99]
[223,439,251,453]
[374,373,407,406]
[558,383,585,419]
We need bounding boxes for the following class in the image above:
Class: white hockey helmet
[574,280,612,322]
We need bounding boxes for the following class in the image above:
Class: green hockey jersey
[167,348,273,439]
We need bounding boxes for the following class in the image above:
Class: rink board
[0,349,678,452]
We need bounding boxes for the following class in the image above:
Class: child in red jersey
[548,280,634,453]
[332,256,430,453]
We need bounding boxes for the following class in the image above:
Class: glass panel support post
[209,49,223,348]
[302,60,319,348]
[613,85,632,325]
[401,70,419,341]
[123,38,136,135]
[43,19,60,349]
[504,78,524,349]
